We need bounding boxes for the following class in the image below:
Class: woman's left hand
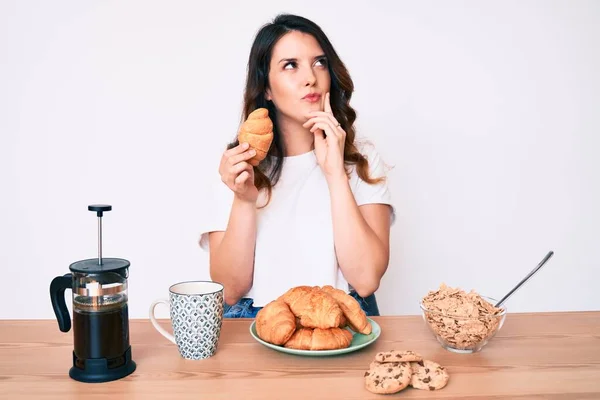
[303,92,347,183]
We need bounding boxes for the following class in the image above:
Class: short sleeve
[198,171,234,251]
[351,142,396,225]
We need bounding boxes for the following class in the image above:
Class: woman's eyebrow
[278,54,327,64]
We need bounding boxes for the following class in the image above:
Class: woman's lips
[303,93,321,103]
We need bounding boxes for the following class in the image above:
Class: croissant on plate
[321,285,372,335]
[237,108,273,166]
[279,286,344,329]
[255,285,372,351]
[284,327,353,351]
[255,300,296,345]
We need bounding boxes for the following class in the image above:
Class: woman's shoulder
[349,138,396,223]
[350,138,393,181]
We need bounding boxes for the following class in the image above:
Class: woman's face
[266,30,331,124]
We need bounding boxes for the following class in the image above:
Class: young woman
[199,14,395,318]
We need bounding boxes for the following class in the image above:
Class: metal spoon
[495,251,554,308]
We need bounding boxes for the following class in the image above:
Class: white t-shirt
[199,141,395,307]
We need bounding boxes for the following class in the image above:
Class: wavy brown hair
[227,14,385,206]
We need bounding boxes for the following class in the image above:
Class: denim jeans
[224,291,380,318]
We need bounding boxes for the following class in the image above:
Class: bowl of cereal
[419,284,507,353]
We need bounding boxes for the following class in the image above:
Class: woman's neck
[276,114,314,157]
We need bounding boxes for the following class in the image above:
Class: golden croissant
[284,327,353,351]
[321,285,372,335]
[237,108,273,166]
[255,300,296,345]
[279,286,344,329]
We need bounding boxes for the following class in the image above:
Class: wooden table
[1,312,599,399]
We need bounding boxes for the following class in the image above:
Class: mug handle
[149,299,176,344]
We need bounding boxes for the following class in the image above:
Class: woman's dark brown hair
[228,14,384,206]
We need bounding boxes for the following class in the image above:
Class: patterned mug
[149,281,224,360]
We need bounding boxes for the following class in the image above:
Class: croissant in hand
[237,108,273,166]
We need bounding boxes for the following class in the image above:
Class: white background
[1,0,598,320]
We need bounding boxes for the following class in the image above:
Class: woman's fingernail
[250,150,256,156]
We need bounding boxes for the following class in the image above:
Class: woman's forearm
[209,197,257,305]
[328,178,389,297]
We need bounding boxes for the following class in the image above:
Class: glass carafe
[72,271,130,366]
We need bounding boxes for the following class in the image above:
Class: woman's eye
[315,58,328,67]
[284,61,297,70]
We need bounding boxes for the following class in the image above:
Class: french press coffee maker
[50,205,136,383]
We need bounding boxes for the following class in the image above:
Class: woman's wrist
[326,173,350,193]
[232,194,258,210]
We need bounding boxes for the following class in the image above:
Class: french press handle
[50,273,73,332]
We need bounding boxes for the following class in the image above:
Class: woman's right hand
[219,142,258,204]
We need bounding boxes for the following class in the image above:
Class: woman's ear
[265,89,272,102]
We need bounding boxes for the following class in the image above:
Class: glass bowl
[419,296,507,354]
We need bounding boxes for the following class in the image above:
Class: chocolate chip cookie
[375,350,423,363]
[364,361,412,394]
[410,359,450,390]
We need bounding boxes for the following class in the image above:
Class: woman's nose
[304,68,317,86]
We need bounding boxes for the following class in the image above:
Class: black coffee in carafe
[49,205,136,383]
[73,300,129,362]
